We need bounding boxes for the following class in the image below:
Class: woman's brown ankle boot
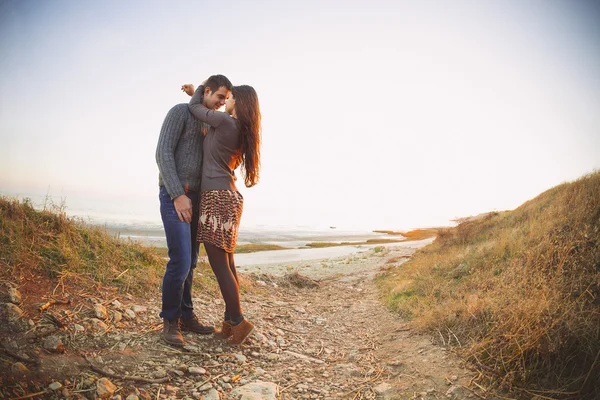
[227,319,254,345]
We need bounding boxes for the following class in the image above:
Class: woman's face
[225,94,236,115]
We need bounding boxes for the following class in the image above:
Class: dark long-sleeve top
[155,104,209,199]
[188,88,242,192]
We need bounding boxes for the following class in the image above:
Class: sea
[1,190,406,250]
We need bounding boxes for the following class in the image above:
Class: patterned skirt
[197,190,244,253]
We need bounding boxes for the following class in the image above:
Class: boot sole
[163,337,185,347]
[181,327,215,335]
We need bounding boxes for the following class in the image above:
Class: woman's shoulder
[219,113,238,130]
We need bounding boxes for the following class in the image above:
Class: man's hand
[181,84,195,97]
[173,194,193,223]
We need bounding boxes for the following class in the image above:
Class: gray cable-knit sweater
[156,103,209,199]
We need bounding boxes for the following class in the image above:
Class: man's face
[203,86,230,110]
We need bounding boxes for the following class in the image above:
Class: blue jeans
[159,186,199,321]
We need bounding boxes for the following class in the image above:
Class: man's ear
[204,86,212,96]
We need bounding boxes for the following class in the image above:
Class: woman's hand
[181,84,195,97]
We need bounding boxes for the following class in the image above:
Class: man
[156,74,233,346]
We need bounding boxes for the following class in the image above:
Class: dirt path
[1,245,493,399]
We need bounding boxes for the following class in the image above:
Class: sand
[232,237,435,279]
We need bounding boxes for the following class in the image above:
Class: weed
[377,172,600,398]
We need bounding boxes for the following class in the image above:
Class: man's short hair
[204,74,233,93]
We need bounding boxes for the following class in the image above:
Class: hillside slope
[378,172,600,398]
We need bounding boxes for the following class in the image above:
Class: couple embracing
[155,74,261,347]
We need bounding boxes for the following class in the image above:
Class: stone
[182,344,199,353]
[177,364,188,372]
[112,299,123,308]
[125,395,139,400]
[229,381,279,400]
[132,305,147,313]
[43,336,65,353]
[11,362,29,374]
[445,385,467,399]
[111,311,123,323]
[234,353,247,363]
[125,309,136,319]
[74,324,85,332]
[8,288,22,304]
[153,368,167,378]
[2,340,19,352]
[94,303,108,320]
[48,382,63,391]
[96,378,117,398]
[202,389,220,400]
[1,303,23,321]
[86,318,109,332]
[387,357,403,367]
[164,385,177,395]
[188,366,206,375]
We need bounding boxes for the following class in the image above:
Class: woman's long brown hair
[233,85,261,187]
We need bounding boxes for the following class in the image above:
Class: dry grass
[234,243,288,253]
[0,196,216,296]
[373,228,440,240]
[400,228,440,240]
[377,172,600,398]
[278,272,321,289]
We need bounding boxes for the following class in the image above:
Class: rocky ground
[0,244,497,400]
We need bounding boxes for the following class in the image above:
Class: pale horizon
[1,0,599,232]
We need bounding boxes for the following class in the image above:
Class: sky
[1,0,599,231]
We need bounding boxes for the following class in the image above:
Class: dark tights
[204,243,242,319]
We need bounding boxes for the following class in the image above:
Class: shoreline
[233,237,436,277]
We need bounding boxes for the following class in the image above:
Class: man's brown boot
[215,321,232,339]
[163,319,184,347]
[227,319,254,345]
[180,315,215,334]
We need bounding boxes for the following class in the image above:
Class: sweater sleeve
[156,105,186,199]
[188,87,228,127]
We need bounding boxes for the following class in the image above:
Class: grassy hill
[0,197,173,295]
[0,197,271,297]
[377,171,600,398]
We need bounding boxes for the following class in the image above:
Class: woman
[182,82,261,345]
